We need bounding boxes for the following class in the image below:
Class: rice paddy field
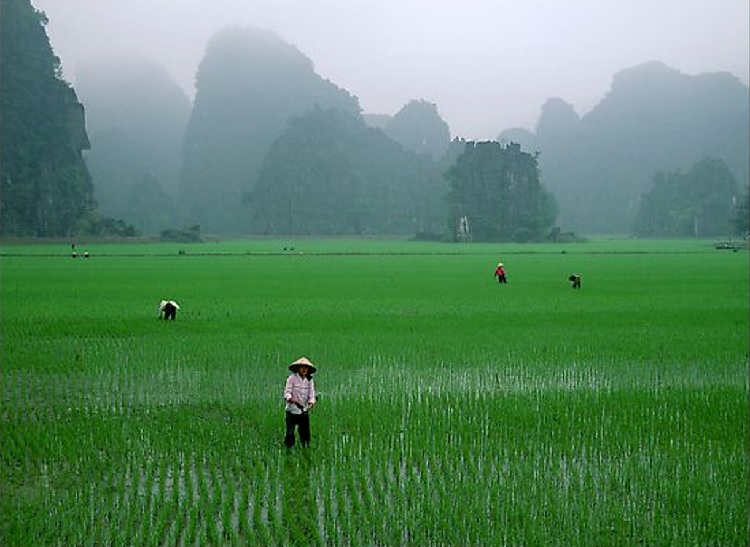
[1,237,747,546]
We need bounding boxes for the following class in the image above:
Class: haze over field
[32,0,749,140]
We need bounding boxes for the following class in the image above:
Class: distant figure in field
[568,274,581,289]
[494,262,507,284]
[158,300,180,320]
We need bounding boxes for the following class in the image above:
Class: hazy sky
[33,0,749,140]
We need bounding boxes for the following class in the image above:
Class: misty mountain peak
[611,60,682,89]
[198,26,314,85]
[180,25,361,234]
[533,61,749,233]
[76,54,191,133]
[383,99,451,159]
[535,97,579,138]
[590,60,749,124]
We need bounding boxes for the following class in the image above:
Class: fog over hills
[74,34,748,236]
[34,0,749,141]
[500,62,749,233]
[76,55,191,233]
[178,26,361,234]
[6,0,747,238]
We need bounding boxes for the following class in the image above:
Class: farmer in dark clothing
[158,300,180,320]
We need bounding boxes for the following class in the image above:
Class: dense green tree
[633,157,739,237]
[0,0,94,236]
[250,108,447,235]
[445,141,557,242]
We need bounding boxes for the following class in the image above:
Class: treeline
[446,142,558,242]
[250,108,452,236]
[250,109,556,241]
[634,157,746,238]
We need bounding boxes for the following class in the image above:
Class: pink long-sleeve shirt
[284,373,316,414]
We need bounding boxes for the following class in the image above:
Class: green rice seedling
[0,238,747,546]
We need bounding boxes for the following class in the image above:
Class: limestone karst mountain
[178,26,360,234]
[500,61,749,233]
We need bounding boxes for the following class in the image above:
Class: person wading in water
[283,357,317,448]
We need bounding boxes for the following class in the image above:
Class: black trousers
[285,411,310,447]
[163,303,177,320]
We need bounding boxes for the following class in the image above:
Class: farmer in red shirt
[494,262,507,284]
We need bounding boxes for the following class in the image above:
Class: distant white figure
[158,300,180,320]
[457,215,471,243]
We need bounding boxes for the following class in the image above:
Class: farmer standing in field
[494,262,507,284]
[283,357,317,448]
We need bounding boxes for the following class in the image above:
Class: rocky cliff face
[0,0,95,236]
